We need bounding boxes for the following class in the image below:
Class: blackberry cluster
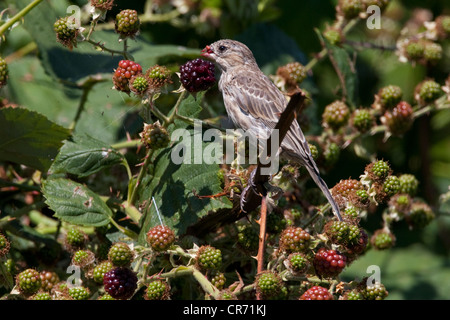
[288,253,309,273]
[337,0,363,20]
[405,202,435,229]
[398,174,419,196]
[313,248,347,278]
[325,220,360,246]
[72,250,95,268]
[146,225,176,251]
[382,175,401,197]
[129,75,150,96]
[210,271,226,289]
[103,267,138,300]
[361,281,389,300]
[40,271,60,292]
[366,160,391,181]
[300,285,333,300]
[65,227,87,250]
[279,227,311,253]
[179,58,216,93]
[146,65,173,91]
[276,61,307,89]
[90,0,114,10]
[236,224,259,252]
[113,60,143,93]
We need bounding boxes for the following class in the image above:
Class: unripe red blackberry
[54,17,79,50]
[381,101,413,136]
[40,271,60,292]
[90,0,114,11]
[255,271,284,300]
[279,226,311,253]
[351,108,374,133]
[65,227,87,251]
[108,242,134,267]
[415,79,443,105]
[0,57,8,88]
[31,292,52,300]
[16,268,42,296]
[338,0,363,20]
[115,9,140,38]
[93,260,114,284]
[113,60,143,93]
[300,285,333,300]
[236,224,259,252]
[140,121,170,150]
[398,174,419,196]
[0,232,10,257]
[179,58,216,93]
[196,245,222,270]
[382,175,400,197]
[103,267,138,300]
[371,229,395,250]
[322,101,350,130]
[313,248,347,278]
[145,280,170,300]
[287,253,309,273]
[405,201,435,229]
[332,179,363,200]
[72,249,95,268]
[68,286,90,300]
[146,225,176,251]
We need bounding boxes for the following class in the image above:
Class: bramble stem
[0,0,43,38]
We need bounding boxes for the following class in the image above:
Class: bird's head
[201,39,258,72]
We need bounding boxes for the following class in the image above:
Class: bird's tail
[303,162,342,221]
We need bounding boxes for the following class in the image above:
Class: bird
[201,39,342,221]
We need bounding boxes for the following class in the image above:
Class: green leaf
[316,29,358,108]
[0,107,70,172]
[49,133,125,177]
[42,178,113,227]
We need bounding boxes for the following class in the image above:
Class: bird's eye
[218,45,227,52]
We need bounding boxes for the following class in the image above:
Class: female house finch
[201,39,342,221]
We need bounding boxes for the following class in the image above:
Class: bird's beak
[201,45,214,59]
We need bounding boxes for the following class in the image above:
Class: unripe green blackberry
[255,271,283,299]
[218,289,238,300]
[322,101,350,130]
[398,174,419,196]
[344,206,359,219]
[424,42,443,63]
[68,286,90,300]
[266,212,287,234]
[361,281,389,300]
[196,245,222,270]
[279,226,311,253]
[382,175,400,197]
[108,242,134,267]
[129,75,150,96]
[406,202,435,229]
[146,225,176,252]
[366,159,391,181]
[338,0,364,20]
[350,188,370,208]
[145,65,173,91]
[140,121,170,150]
[115,9,140,38]
[389,193,412,216]
[236,224,259,252]
[323,142,340,166]
[65,227,87,250]
[308,143,319,161]
[16,269,42,296]
[436,15,450,39]
[276,62,307,89]
[98,293,115,300]
[415,80,443,105]
[40,271,60,292]
[328,220,361,246]
[288,253,309,273]
[0,232,10,257]
[345,228,369,262]
[405,40,425,61]
[313,248,347,278]
[0,57,8,88]
[93,260,114,284]
[90,0,114,11]
[371,229,395,250]
[210,271,226,289]
[343,289,364,300]
[72,249,95,268]
[145,280,170,300]
[53,17,79,50]
[31,292,52,300]
[351,108,374,133]
[382,101,414,136]
[300,285,333,300]
[323,27,344,46]
[378,85,403,109]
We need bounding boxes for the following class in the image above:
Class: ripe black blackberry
[313,248,347,278]
[146,225,176,251]
[103,267,138,300]
[179,58,216,93]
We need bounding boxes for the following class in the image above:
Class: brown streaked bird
[201,39,342,221]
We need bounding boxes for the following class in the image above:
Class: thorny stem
[85,38,130,58]
[0,0,43,38]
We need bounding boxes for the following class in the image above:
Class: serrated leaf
[0,107,70,172]
[42,178,112,227]
[49,133,124,177]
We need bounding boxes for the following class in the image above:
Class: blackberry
[54,17,79,50]
[345,228,369,261]
[210,271,226,289]
[415,80,443,105]
[40,271,60,292]
[288,253,309,273]
[276,62,307,89]
[344,206,359,219]
[325,220,360,246]
[145,65,173,91]
[279,227,311,253]
[332,179,363,198]
[389,193,412,216]
[351,108,374,133]
[103,267,138,300]
[68,286,90,300]
[0,57,8,88]
[382,175,400,197]
[382,101,413,136]
[72,249,95,268]
[300,285,333,300]
[322,101,350,131]
[378,85,403,109]
[366,160,391,181]
[65,227,87,250]
[218,290,238,300]
[113,60,143,93]
[266,212,287,234]
[98,293,115,300]
[255,271,284,300]
[196,245,222,270]
[323,27,344,46]
[179,58,216,93]
[0,232,10,257]
[146,224,176,251]
[145,280,170,300]
[349,189,370,208]
[436,15,450,39]
[338,0,364,20]
[343,289,364,300]
[16,269,42,296]
[31,292,52,300]
[371,229,395,250]
[108,242,134,267]
[236,224,259,252]
[398,174,419,196]
[93,260,114,284]
[323,142,340,166]
[90,0,114,11]
[424,42,443,63]
[361,281,389,300]
[140,122,171,150]
[405,40,425,61]
[313,248,347,278]
[405,202,435,229]
[115,9,140,38]
[308,143,319,161]
[129,75,150,96]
